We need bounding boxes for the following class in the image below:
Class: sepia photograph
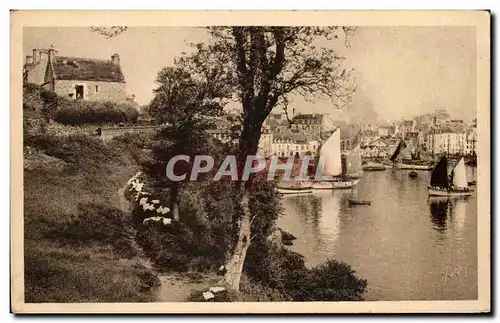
[10,10,490,313]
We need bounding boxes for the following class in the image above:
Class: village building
[360,137,398,158]
[24,47,129,103]
[377,125,394,137]
[290,113,324,140]
[465,127,477,156]
[395,120,416,138]
[271,133,319,158]
[426,127,467,156]
[257,129,273,158]
[358,129,379,146]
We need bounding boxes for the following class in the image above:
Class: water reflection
[283,191,344,256]
[428,197,470,233]
[429,198,449,231]
[279,168,477,301]
[453,198,468,233]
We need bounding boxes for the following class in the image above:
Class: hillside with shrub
[23,85,158,302]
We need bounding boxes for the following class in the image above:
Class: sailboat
[392,139,433,170]
[311,129,360,190]
[428,156,473,197]
[344,144,363,179]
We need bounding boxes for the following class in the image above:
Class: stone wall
[54,80,128,103]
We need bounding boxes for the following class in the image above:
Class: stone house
[290,113,323,139]
[24,47,129,103]
[272,133,319,158]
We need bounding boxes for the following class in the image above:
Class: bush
[135,215,224,273]
[239,275,290,301]
[130,179,235,273]
[245,243,368,301]
[294,260,368,301]
[55,100,139,125]
[40,88,59,109]
[23,84,57,138]
[245,242,307,296]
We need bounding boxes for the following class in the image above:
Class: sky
[23,26,477,122]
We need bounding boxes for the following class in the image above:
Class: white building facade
[427,131,466,155]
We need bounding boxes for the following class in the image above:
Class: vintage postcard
[10,10,490,313]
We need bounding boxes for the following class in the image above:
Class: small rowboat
[468,180,476,186]
[348,199,371,206]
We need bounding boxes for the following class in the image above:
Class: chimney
[25,55,33,65]
[32,49,38,63]
[111,53,120,65]
[48,46,57,63]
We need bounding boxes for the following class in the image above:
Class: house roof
[293,113,323,121]
[368,138,388,146]
[52,56,125,83]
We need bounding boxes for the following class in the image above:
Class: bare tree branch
[90,26,128,39]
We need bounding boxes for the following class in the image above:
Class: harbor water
[278,167,478,301]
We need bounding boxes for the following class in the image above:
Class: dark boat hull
[428,187,473,197]
[348,199,371,206]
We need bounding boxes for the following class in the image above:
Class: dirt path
[115,173,218,302]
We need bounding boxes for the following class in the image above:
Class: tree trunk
[222,110,263,291]
[169,184,180,221]
[224,188,251,291]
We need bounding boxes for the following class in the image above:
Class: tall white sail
[319,129,342,176]
[452,158,468,189]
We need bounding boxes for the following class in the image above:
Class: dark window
[95,85,99,93]
[75,85,84,100]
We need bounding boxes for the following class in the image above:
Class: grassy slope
[24,134,159,303]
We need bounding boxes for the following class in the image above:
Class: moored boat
[362,162,386,171]
[390,139,434,170]
[311,178,360,190]
[311,129,361,190]
[428,187,472,197]
[277,180,313,195]
[395,163,433,170]
[348,198,371,206]
[428,156,473,197]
